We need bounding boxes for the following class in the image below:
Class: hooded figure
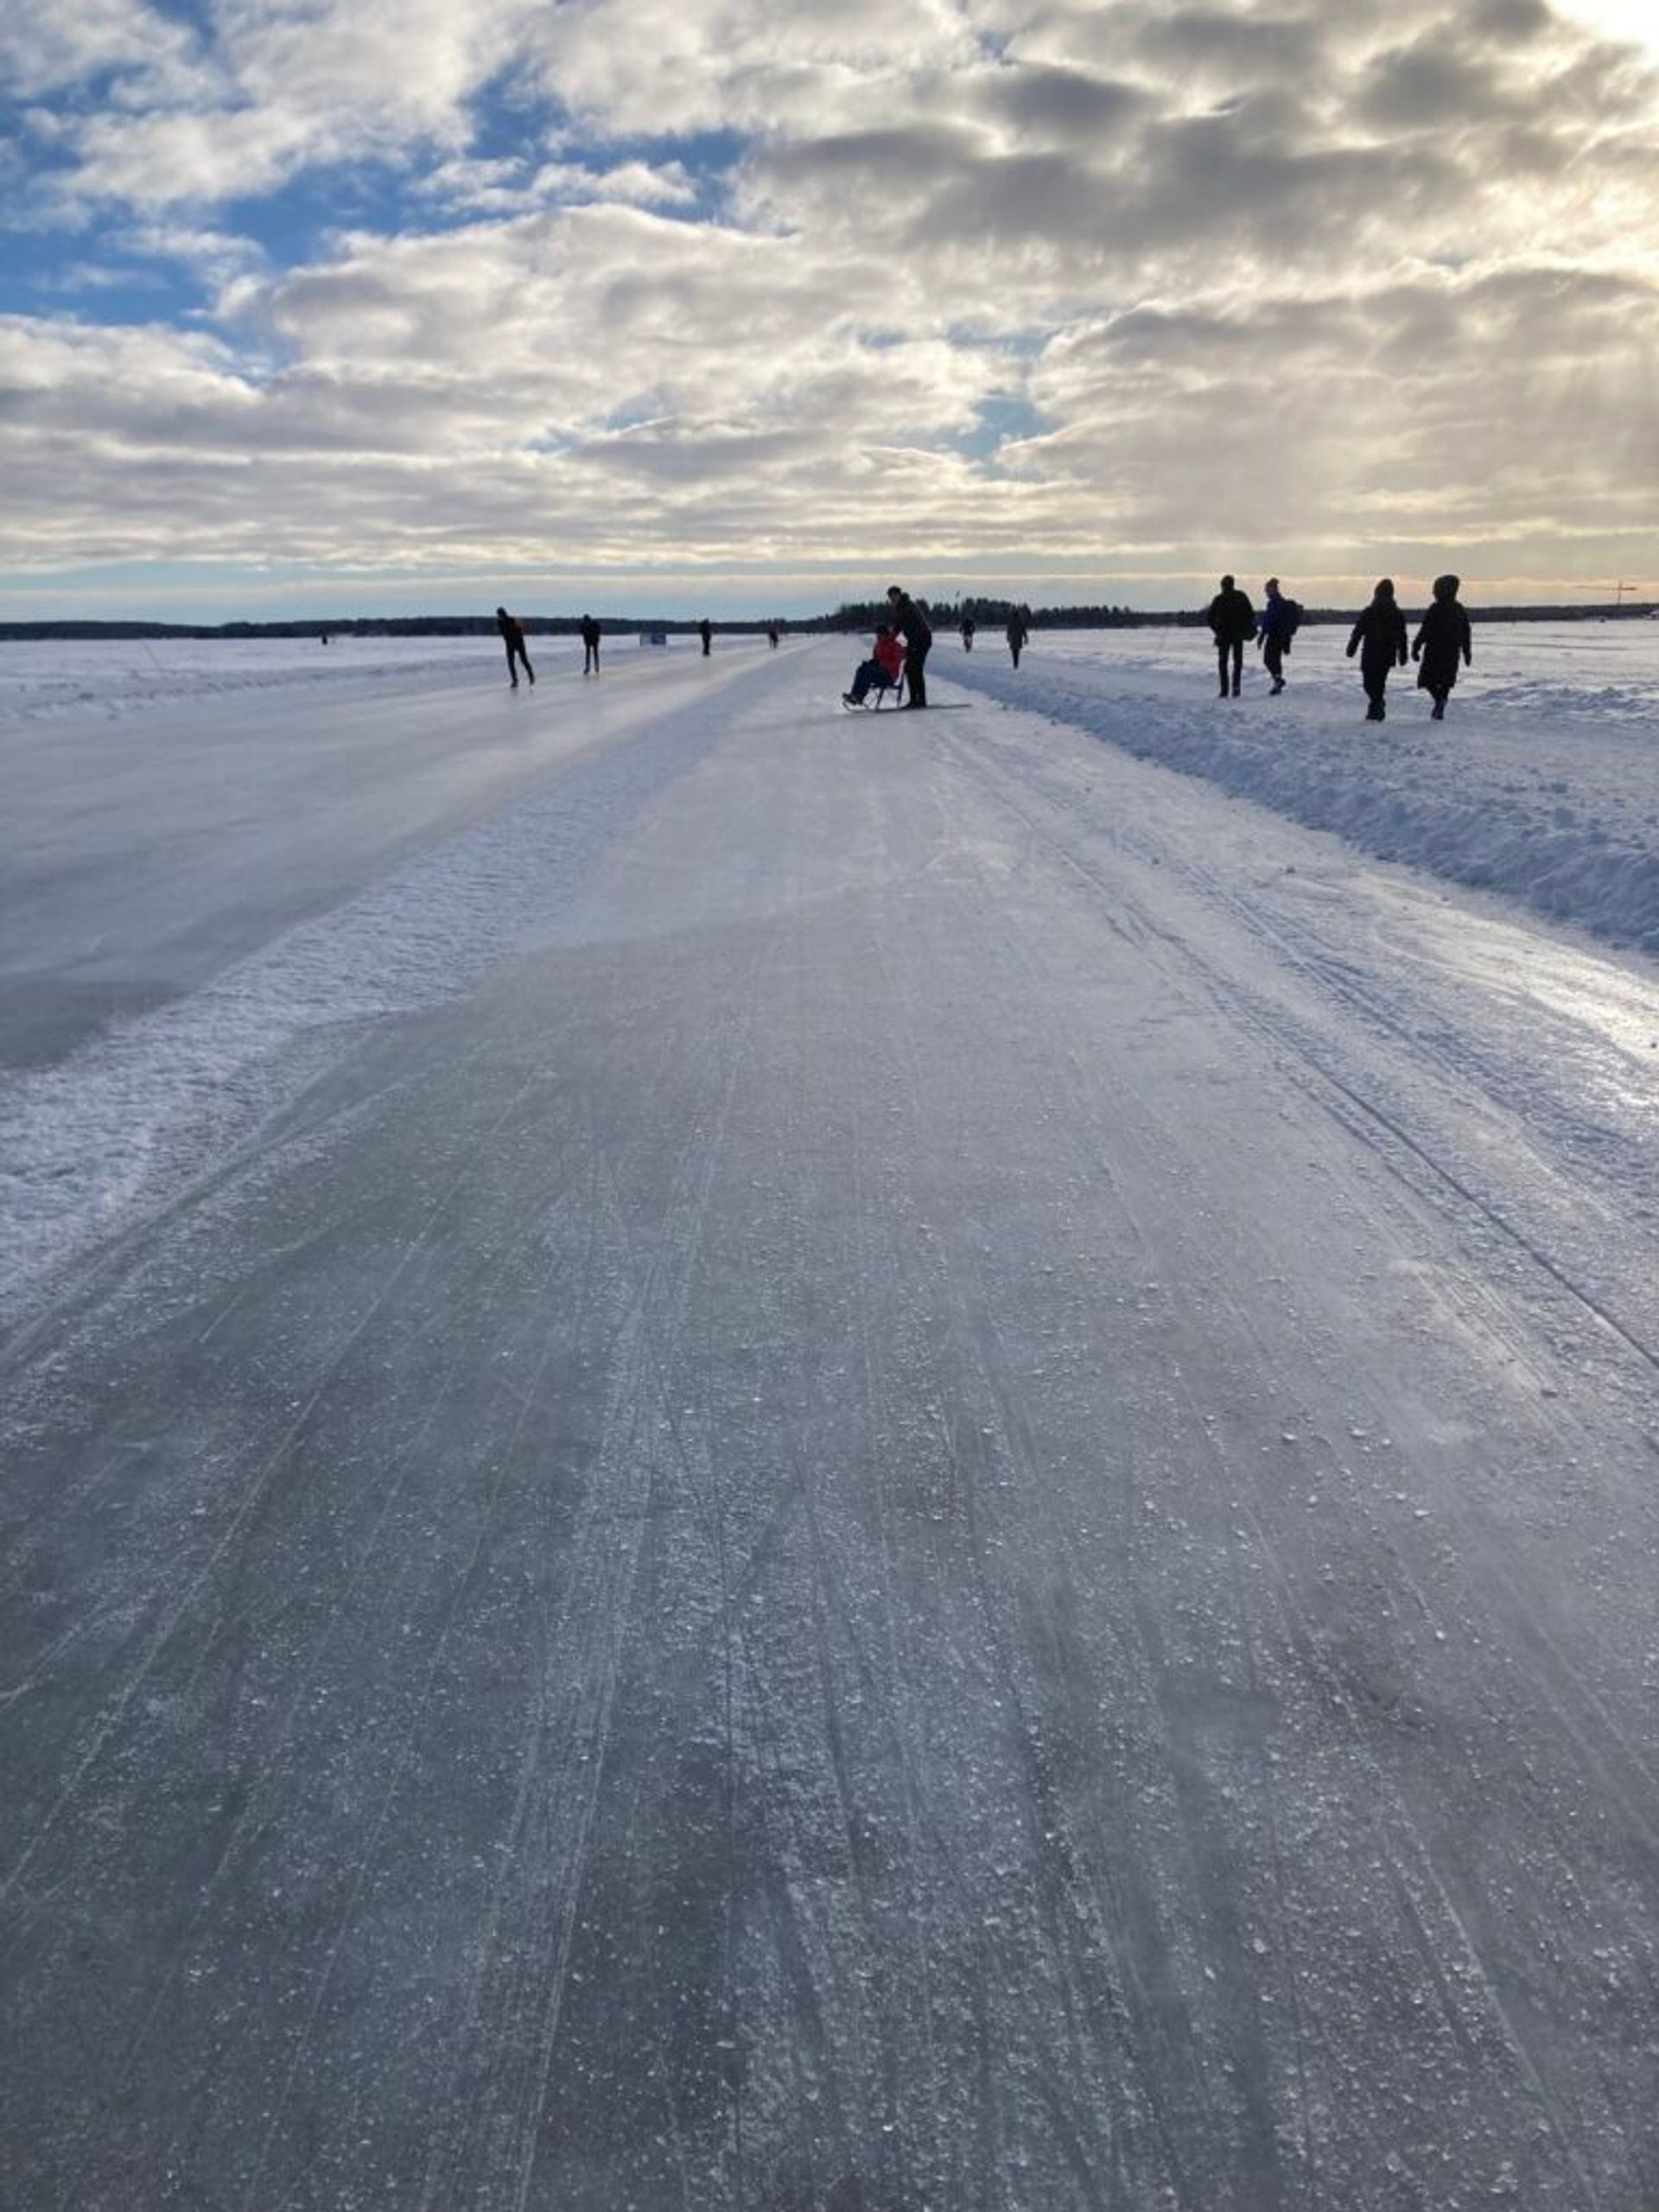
[1412,575,1472,719]
[1257,577,1300,693]
[1207,575,1255,696]
[1345,579,1408,721]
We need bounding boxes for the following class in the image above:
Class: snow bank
[950,624,1659,952]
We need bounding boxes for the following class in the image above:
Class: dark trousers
[847,657,890,702]
[1216,638,1243,692]
[1262,636,1286,682]
[583,644,599,672]
[1361,652,1395,716]
[505,641,534,685]
[904,639,930,706]
[1009,640,1023,667]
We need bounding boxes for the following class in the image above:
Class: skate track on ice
[3,637,1659,2209]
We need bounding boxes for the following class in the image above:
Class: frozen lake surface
[3,627,1658,2207]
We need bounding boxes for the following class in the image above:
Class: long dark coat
[1414,599,1471,693]
[1348,600,1408,672]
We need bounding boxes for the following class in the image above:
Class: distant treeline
[839,597,1658,631]
[0,615,782,642]
[1,600,1652,643]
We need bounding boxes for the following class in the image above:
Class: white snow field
[2,626,1657,2209]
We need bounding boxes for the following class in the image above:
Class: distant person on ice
[1006,609,1030,668]
[1207,575,1255,696]
[887,585,932,707]
[842,623,906,707]
[699,619,713,657]
[580,614,601,674]
[1346,579,1408,721]
[496,606,534,688]
[1256,578,1301,695]
[1412,574,1472,720]
[960,616,976,652]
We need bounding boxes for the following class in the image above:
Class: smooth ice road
[3,634,1659,2209]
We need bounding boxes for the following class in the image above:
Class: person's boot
[1270,678,1284,695]
[1431,700,1445,720]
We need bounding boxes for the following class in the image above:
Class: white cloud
[0,0,1654,597]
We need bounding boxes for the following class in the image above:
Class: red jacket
[874,631,905,682]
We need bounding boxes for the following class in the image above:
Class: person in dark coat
[960,616,976,652]
[580,613,601,674]
[1207,575,1255,696]
[1256,578,1300,695]
[496,606,534,688]
[887,585,932,707]
[1006,609,1030,668]
[699,619,713,657]
[1346,579,1408,721]
[1412,574,1472,720]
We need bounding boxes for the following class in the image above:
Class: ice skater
[887,585,933,708]
[580,613,601,674]
[960,616,976,652]
[496,606,534,688]
[1346,579,1408,721]
[699,619,713,657]
[1006,609,1029,668]
[1207,575,1255,696]
[1412,575,1472,720]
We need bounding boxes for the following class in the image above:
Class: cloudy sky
[1,0,1656,619]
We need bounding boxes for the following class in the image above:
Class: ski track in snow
[2,636,1658,2208]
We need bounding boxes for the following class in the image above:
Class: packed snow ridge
[951,624,1659,953]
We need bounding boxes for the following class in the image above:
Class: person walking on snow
[1346,579,1408,721]
[1006,609,1030,668]
[1207,575,1255,696]
[887,586,933,709]
[842,624,906,706]
[496,606,534,688]
[580,614,601,674]
[1257,578,1300,694]
[1412,575,1472,720]
[699,619,713,657]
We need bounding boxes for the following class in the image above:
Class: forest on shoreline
[2,600,1653,642]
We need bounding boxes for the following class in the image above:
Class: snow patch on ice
[0,695,719,1318]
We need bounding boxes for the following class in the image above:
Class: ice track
[3,637,1658,2208]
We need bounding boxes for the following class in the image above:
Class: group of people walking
[1207,575,1474,721]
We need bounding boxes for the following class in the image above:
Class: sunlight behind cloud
[0,0,1655,613]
